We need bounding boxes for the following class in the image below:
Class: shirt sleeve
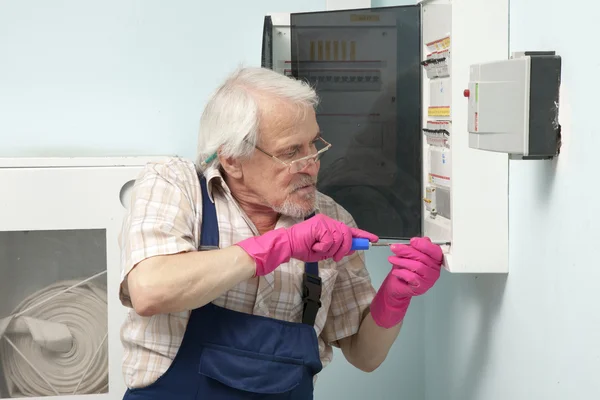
[320,203,377,346]
[118,159,200,308]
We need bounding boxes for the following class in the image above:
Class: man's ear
[218,152,243,179]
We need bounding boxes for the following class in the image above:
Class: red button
[463,89,470,98]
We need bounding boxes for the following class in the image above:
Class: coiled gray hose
[0,274,108,397]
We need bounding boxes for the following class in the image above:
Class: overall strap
[302,213,321,326]
[198,175,321,326]
[199,176,219,249]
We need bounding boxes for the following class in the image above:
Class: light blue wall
[0,2,424,400]
[424,1,600,399]
[0,0,327,160]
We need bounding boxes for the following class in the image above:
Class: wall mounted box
[467,51,562,160]
[0,156,166,399]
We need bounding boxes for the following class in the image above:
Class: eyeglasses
[255,137,332,174]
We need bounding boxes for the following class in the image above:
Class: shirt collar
[202,166,231,203]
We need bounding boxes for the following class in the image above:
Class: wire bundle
[0,277,109,397]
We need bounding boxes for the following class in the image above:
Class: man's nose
[303,159,319,177]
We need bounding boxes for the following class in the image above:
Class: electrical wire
[0,272,109,397]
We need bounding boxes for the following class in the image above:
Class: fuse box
[262,0,510,273]
[466,51,562,159]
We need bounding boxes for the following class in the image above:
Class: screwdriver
[351,237,451,250]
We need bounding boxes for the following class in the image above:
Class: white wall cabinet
[0,157,162,400]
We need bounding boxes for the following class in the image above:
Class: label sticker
[350,14,380,22]
[428,106,451,117]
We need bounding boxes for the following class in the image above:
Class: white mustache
[291,178,317,192]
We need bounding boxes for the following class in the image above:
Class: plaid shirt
[118,157,376,389]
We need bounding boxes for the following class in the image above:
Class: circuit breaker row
[423,36,452,221]
[295,70,382,92]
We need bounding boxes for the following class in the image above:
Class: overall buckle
[302,273,322,326]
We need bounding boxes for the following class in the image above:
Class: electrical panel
[263,0,510,273]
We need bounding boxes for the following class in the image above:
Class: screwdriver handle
[351,238,375,250]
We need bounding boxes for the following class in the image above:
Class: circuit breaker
[421,8,453,244]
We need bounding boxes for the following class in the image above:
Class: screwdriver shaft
[351,237,450,250]
[371,241,451,246]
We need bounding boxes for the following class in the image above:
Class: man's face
[241,99,321,218]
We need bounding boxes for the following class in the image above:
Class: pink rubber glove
[370,237,443,328]
[236,214,378,276]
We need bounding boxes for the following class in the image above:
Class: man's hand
[370,237,443,328]
[236,214,378,276]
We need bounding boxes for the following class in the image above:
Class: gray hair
[195,66,319,172]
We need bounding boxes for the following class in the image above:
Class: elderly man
[118,67,443,399]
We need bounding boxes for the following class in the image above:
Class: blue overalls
[123,176,323,399]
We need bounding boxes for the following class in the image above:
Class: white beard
[265,174,318,218]
[271,191,316,218]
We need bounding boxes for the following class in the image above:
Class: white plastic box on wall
[0,157,165,400]
[264,0,509,273]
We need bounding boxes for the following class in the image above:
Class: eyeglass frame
[253,136,332,174]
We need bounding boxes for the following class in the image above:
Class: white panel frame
[0,156,165,169]
[268,13,292,75]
